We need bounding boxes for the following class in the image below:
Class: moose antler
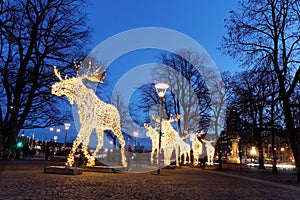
[85,70,106,83]
[54,66,62,80]
[73,60,106,83]
[152,115,160,123]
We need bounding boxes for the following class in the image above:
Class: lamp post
[64,123,71,147]
[50,127,60,143]
[155,82,169,175]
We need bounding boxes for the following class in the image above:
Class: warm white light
[155,83,169,98]
[56,128,61,133]
[133,131,138,137]
[64,123,71,130]
[51,66,127,167]
[146,115,190,167]
[250,146,257,155]
[190,132,203,166]
[202,139,216,166]
[49,127,54,131]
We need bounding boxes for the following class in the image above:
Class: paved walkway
[0,159,299,200]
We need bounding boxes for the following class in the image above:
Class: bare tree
[230,69,282,169]
[0,0,90,150]
[220,0,300,181]
[134,49,213,136]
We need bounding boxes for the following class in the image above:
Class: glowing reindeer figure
[202,139,216,166]
[144,120,190,166]
[143,124,159,163]
[152,115,178,166]
[51,66,127,167]
[152,115,191,166]
[190,130,204,166]
[144,123,164,163]
[177,137,190,165]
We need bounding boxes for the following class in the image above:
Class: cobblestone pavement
[0,160,299,200]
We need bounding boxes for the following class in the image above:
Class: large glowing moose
[51,64,127,167]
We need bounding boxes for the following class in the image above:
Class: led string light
[51,66,127,167]
[190,132,204,166]
[202,139,216,166]
[149,115,191,166]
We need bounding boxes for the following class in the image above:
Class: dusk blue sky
[24,1,240,146]
[87,0,240,72]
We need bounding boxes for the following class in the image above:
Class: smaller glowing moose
[51,63,127,167]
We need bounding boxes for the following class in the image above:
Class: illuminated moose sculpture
[144,124,160,164]
[51,65,127,167]
[190,131,204,166]
[177,136,190,165]
[202,139,216,166]
[150,115,190,166]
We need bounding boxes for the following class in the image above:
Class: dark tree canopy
[132,49,214,136]
[220,0,300,181]
[0,0,90,149]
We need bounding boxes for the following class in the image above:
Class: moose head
[144,123,159,137]
[51,63,106,104]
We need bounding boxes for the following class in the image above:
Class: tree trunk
[257,134,265,169]
[282,99,300,182]
[289,127,300,182]
[3,126,18,150]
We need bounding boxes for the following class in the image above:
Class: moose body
[51,67,127,167]
[190,132,204,166]
[202,139,216,166]
[148,115,190,166]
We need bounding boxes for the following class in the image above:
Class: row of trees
[0,0,90,150]
[222,0,300,181]
[0,0,299,182]
[130,0,299,182]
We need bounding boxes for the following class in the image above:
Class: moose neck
[71,79,105,107]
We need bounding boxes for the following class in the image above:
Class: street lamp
[64,123,71,147]
[50,127,60,142]
[155,82,169,175]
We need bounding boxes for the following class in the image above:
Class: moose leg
[81,140,95,167]
[151,147,156,164]
[81,128,95,167]
[92,129,104,159]
[175,145,179,167]
[187,151,191,164]
[163,146,173,166]
[112,126,127,167]
[66,137,81,167]
[183,152,187,165]
[193,152,199,167]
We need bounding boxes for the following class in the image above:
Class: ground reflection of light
[246,163,296,169]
